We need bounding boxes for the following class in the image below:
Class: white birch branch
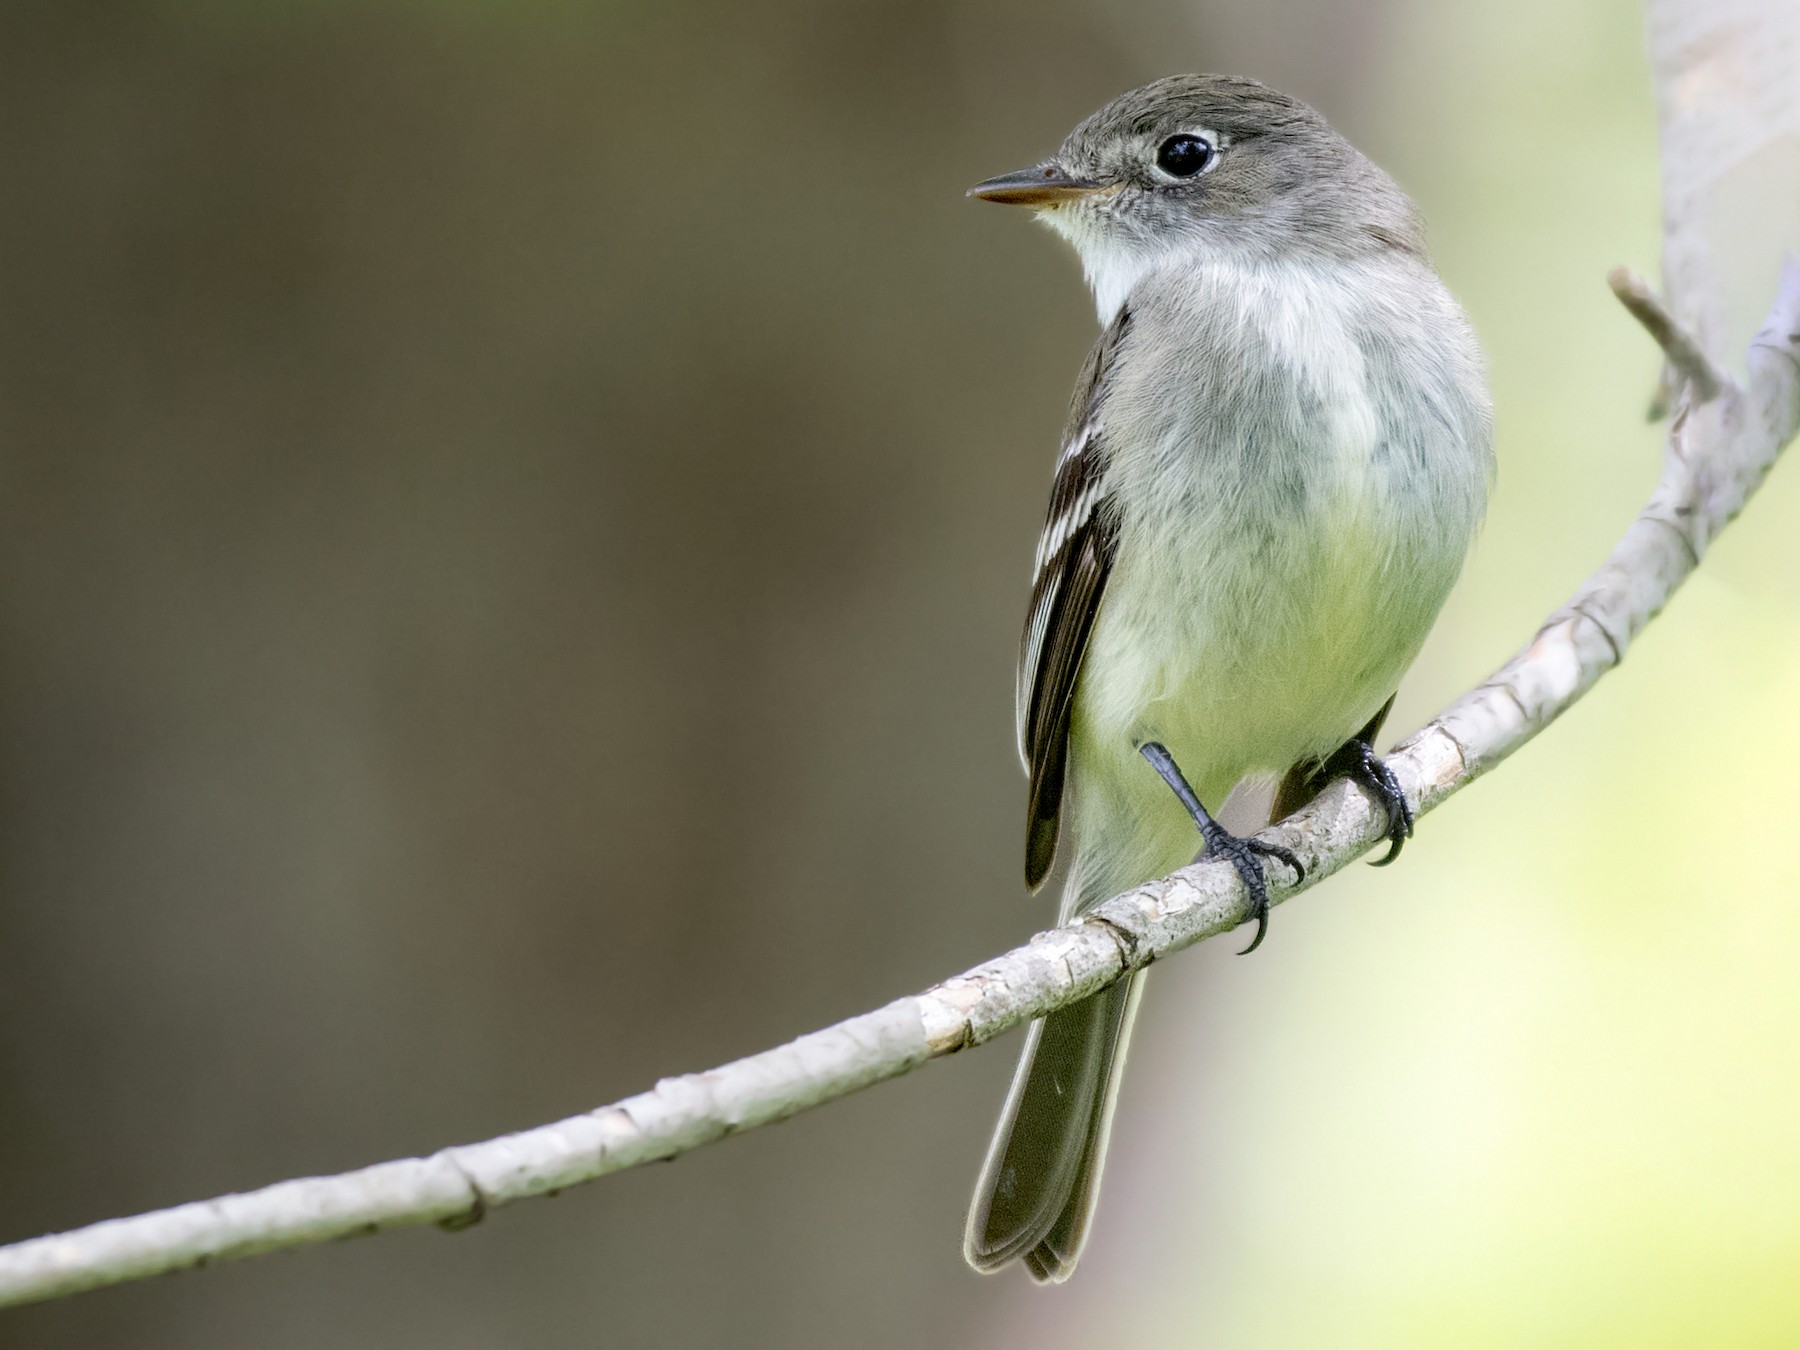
[4,0,1799,1313]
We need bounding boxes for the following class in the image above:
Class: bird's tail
[963,863,1144,1283]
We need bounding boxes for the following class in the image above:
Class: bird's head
[970,74,1423,312]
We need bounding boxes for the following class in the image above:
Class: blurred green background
[4,0,1799,1346]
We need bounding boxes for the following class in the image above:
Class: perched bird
[963,75,1492,1283]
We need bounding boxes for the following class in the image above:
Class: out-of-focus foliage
[2,1,1797,1347]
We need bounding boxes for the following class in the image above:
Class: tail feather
[970,773,1269,1279]
[963,971,1143,1281]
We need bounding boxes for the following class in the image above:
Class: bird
[961,74,1493,1283]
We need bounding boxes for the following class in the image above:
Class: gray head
[971,75,1424,276]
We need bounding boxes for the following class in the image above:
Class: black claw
[1340,743,1413,865]
[1215,833,1304,954]
[1250,838,1305,884]
[1138,742,1303,956]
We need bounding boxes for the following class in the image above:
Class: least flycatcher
[963,74,1492,1282]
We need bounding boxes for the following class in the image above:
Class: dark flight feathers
[1017,309,1130,889]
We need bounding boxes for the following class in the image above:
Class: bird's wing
[1017,308,1130,890]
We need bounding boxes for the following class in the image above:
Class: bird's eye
[1155,134,1214,178]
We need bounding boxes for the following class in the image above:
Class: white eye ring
[1151,128,1224,182]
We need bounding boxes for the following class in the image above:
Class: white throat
[1080,244,1162,326]
[1039,208,1166,326]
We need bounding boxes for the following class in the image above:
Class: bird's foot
[1201,829,1304,956]
[1137,742,1304,956]
[1329,740,1413,866]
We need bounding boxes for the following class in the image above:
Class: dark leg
[1138,742,1304,956]
[1273,696,1413,866]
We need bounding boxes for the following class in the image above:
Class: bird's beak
[967,163,1108,206]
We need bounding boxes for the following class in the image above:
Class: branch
[4,6,1799,1315]
[1,280,1794,1321]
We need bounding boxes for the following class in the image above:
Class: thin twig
[1609,265,1731,406]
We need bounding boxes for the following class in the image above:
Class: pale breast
[1069,251,1491,813]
